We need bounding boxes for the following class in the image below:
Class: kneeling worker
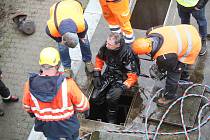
[132,24,201,106]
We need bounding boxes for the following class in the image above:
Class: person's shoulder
[122,44,132,53]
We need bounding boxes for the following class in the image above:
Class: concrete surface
[0,0,210,140]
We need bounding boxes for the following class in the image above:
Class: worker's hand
[93,70,102,89]
[64,68,74,78]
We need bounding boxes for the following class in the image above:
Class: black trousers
[156,53,189,100]
[0,79,10,98]
[90,81,124,123]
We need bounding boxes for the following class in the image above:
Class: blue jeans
[57,36,92,69]
[177,4,207,39]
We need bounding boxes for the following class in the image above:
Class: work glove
[64,68,74,78]
[93,70,101,89]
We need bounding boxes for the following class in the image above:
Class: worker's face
[106,37,120,50]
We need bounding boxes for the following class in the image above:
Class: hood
[29,73,65,102]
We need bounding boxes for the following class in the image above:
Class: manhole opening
[131,0,171,30]
[87,89,133,125]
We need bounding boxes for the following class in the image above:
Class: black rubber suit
[90,42,139,124]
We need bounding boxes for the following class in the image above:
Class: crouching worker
[46,0,93,77]
[22,47,89,140]
[132,24,201,107]
[90,33,139,124]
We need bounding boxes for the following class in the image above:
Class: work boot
[64,68,74,78]
[0,109,4,116]
[2,95,19,103]
[85,61,94,73]
[199,39,207,56]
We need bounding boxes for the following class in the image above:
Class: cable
[90,83,210,140]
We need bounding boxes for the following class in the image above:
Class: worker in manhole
[22,47,89,140]
[46,0,93,78]
[132,24,201,107]
[176,0,209,56]
[99,0,135,45]
[91,32,139,124]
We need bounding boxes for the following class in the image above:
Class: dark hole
[87,89,133,125]
[130,0,171,30]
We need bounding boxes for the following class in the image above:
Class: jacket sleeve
[122,49,139,88]
[22,81,32,113]
[94,46,106,71]
[68,79,89,112]
[95,56,104,71]
[196,0,209,9]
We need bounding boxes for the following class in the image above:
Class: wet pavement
[0,0,210,140]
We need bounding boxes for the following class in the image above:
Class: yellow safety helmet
[39,47,60,66]
[132,38,152,55]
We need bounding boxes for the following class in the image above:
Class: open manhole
[131,0,171,30]
[86,88,135,125]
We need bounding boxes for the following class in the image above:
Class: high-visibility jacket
[176,0,199,7]
[47,0,85,37]
[148,25,201,64]
[23,74,89,121]
[23,74,89,137]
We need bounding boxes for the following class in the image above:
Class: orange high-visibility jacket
[47,0,85,37]
[23,78,89,121]
[148,25,201,64]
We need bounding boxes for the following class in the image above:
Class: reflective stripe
[179,27,193,62]
[62,78,68,108]
[31,106,73,113]
[75,95,85,108]
[76,98,89,111]
[109,25,120,28]
[109,25,121,33]
[171,26,182,55]
[35,111,74,120]
[30,78,75,120]
[30,94,40,110]
[124,38,135,44]
[123,32,134,38]
[23,104,31,109]
[123,32,135,44]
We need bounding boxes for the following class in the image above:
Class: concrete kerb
[27,0,102,140]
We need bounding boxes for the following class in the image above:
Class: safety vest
[47,0,85,37]
[149,25,201,64]
[176,0,199,7]
[24,78,89,121]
